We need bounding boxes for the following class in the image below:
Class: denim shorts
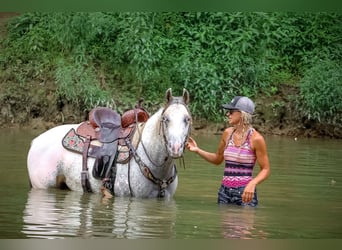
[217,184,258,207]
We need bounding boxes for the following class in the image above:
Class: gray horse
[27,89,191,198]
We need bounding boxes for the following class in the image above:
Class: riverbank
[1,82,339,139]
[1,13,340,139]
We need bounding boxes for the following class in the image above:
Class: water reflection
[109,196,177,238]
[22,189,177,239]
[219,206,268,239]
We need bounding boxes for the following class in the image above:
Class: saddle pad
[116,123,145,164]
[62,128,129,162]
[62,128,85,154]
[62,128,99,157]
[117,145,130,164]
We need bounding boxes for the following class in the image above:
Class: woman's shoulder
[250,128,266,146]
[223,127,234,137]
[251,128,264,138]
[220,127,233,142]
[224,126,234,133]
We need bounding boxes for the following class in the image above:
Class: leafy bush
[0,12,341,123]
[298,59,342,125]
[55,58,114,110]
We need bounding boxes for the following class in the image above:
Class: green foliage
[0,12,341,123]
[298,59,342,125]
[55,58,113,110]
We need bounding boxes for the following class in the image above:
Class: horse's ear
[166,88,173,103]
[182,88,190,105]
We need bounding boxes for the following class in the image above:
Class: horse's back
[27,124,78,189]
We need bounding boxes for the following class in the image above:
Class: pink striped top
[222,128,256,188]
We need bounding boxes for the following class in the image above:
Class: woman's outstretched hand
[186,137,198,152]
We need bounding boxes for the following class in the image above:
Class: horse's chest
[114,162,155,197]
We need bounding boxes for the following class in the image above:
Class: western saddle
[62,100,149,193]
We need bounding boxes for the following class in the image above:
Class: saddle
[62,101,149,192]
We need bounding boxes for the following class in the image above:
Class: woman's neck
[232,125,251,146]
[234,124,250,134]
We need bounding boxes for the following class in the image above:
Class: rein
[125,137,177,198]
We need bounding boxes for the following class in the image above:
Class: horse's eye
[184,116,191,124]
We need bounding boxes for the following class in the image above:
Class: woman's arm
[242,131,271,203]
[252,132,271,184]
[186,128,232,165]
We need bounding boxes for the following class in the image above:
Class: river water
[0,128,341,239]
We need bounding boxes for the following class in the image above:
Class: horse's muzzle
[169,142,185,158]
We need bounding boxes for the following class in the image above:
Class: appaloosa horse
[27,88,191,198]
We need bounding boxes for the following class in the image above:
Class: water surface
[0,128,341,238]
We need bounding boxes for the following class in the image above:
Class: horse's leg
[27,125,76,189]
[114,162,131,196]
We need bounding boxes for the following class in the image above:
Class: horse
[27,88,191,199]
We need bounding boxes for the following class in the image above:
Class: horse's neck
[138,109,173,173]
[140,109,168,160]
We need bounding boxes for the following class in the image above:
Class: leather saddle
[62,101,149,192]
[77,107,130,143]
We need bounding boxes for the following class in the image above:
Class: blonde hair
[240,111,253,126]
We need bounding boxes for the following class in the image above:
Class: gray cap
[222,96,255,114]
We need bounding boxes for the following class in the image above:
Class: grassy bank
[0,12,341,138]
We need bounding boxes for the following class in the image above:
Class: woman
[186,96,270,206]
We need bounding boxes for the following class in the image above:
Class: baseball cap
[222,96,255,114]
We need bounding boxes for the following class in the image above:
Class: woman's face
[226,110,241,125]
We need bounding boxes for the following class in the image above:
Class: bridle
[126,100,191,197]
[160,98,192,154]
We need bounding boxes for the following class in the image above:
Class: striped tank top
[222,128,256,188]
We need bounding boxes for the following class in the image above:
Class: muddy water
[0,128,341,238]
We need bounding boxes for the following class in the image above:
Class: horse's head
[161,88,191,158]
